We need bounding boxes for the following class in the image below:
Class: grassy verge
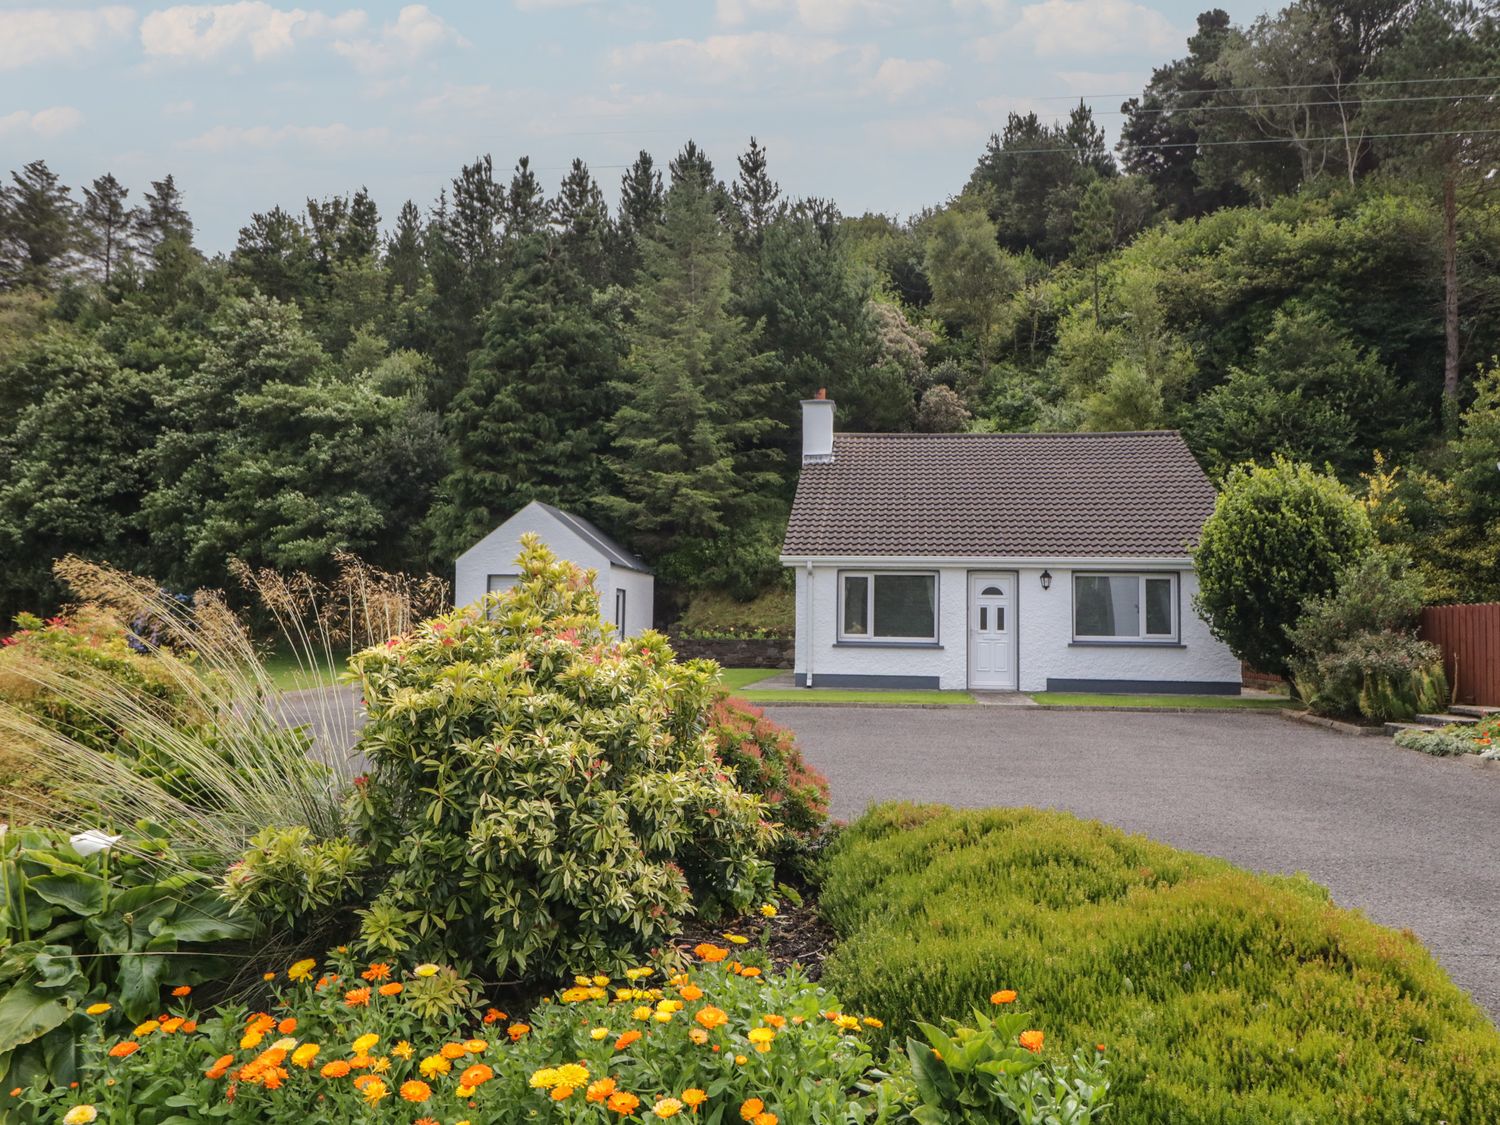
[262,649,342,692]
[736,688,976,705]
[1029,692,1295,710]
[718,667,780,690]
[820,803,1500,1124]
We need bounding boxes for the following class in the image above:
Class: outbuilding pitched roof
[782,431,1216,559]
[532,501,652,574]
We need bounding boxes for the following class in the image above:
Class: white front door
[968,573,1016,690]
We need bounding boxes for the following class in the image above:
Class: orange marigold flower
[991,989,1017,1005]
[694,1006,728,1030]
[277,1018,297,1035]
[482,1007,507,1024]
[440,1042,467,1060]
[378,982,403,996]
[693,943,728,963]
[204,1054,234,1080]
[1019,1030,1045,1054]
[159,1017,185,1034]
[607,1091,641,1114]
[319,1060,351,1079]
[739,967,762,978]
[352,1074,378,1091]
[459,1064,493,1088]
[399,1080,432,1103]
[170,986,192,998]
[463,1039,487,1054]
[753,1115,778,1125]
[507,1023,530,1042]
[587,1077,617,1102]
[679,984,703,1001]
[552,1086,574,1101]
[107,1042,139,1059]
[414,1119,439,1125]
[344,987,371,1007]
[361,963,392,981]
[762,1015,786,1028]
[740,1098,765,1120]
[613,1030,641,1051]
[683,1088,708,1107]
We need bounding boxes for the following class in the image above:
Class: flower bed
[1394,714,1500,758]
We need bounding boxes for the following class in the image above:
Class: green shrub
[1294,630,1448,722]
[1394,715,1500,759]
[1192,457,1373,678]
[707,695,830,878]
[820,803,1500,1124]
[344,535,777,982]
[676,587,795,639]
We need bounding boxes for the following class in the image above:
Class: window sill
[835,640,944,649]
[1069,640,1185,648]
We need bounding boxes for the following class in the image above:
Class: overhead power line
[987,126,1500,157]
[1114,90,1499,117]
[1025,73,1500,103]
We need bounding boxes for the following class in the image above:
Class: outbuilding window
[839,571,938,642]
[1073,573,1177,641]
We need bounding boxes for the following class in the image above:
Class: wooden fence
[1420,603,1500,707]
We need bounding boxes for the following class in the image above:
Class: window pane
[981,585,1003,596]
[843,576,869,635]
[995,607,1005,631]
[979,607,987,631]
[1075,576,1139,637]
[1145,578,1173,636]
[872,574,936,638]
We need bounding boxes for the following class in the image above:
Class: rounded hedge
[820,803,1500,1124]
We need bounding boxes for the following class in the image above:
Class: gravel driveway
[761,705,1500,1021]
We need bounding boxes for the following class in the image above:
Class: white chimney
[802,390,835,464]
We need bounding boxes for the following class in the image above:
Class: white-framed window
[1073,573,1178,642]
[614,588,627,633]
[839,571,938,642]
[487,573,518,595]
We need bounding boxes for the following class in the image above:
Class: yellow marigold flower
[63,1107,98,1125]
[271,1037,297,1052]
[590,1027,610,1040]
[835,1015,860,1032]
[632,1005,653,1021]
[392,1040,414,1060]
[561,987,594,1003]
[735,1054,748,1065]
[287,959,316,982]
[418,1055,451,1078]
[723,934,749,945]
[85,1003,111,1016]
[748,1028,776,1045]
[1019,1030,1044,1054]
[133,1020,160,1036]
[625,967,652,980]
[654,1097,684,1117]
[991,989,1017,1005]
[863,1017,883,1028]
[683,1088,708,1107]
[456,1084,474,1097]
[372,1056,390,1073]
[759,903,777,918]
[555,1063,589,1088]
[352,1033,379,1055]
[361,1077,388,1105]
[291,1043,319,1068]
[399,1079,432,1103]
[653,1012,673,1023]
[530,1067,561,1089]
[262,972,275,982]
[593,974,610,987]
[413,963,439,978]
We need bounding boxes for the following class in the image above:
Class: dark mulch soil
[672,894,839,980]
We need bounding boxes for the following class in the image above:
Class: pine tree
[507,156,548,240]
[615,150,665,282]
[231,205,317,303]
[0,160,79,290]
[552,158,613,288]
[428,236,624,559]
[602,169,781,580]
[386,200,426,297]
[669,140,717,189]
[135,174,193,251]
[730,137,781,252]
[425,156,506,406]
[80,174,139,285]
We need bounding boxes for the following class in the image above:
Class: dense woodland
[1,0,1498,623]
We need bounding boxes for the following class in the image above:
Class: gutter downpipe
[804,560,814,689]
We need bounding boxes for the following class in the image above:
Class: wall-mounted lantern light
[1040,569,1052,591]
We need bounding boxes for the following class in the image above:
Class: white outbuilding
[454,501,655,637]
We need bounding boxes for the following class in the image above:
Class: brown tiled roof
[782,431,1216,558]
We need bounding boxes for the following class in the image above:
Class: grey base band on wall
[794,673,942,690]
[1045,678,1242,696]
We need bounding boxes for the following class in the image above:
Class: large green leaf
[28,872,105,918]
[151,891,258,944]
[0,980,72,1054]
[117,934,176,1020]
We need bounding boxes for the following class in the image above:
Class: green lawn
[262,649,342,692]
[1029,692,1296,710]
[717,667,779,690]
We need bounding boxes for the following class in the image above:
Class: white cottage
[780,397,1242,694]
[454,501,655,637]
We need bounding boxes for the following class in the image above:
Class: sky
[1,0,1268,253]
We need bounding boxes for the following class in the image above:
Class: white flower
[69,830,122,857]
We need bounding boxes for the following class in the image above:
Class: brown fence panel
[1421,604,1500,706]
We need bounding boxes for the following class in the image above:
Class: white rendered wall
[454,506,608,609]
[792,563,1240,693]
[612,568,656,638]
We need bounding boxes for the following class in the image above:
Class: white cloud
[0,107,86,137]
[139,2,366,62]
[180,121,389,151]
[715,0,907,31]
[611,32,875,84]
[0,7,136,71]
[870,57,946,100]
[514,0,596,7]
[333,4,463,71]
[1008,0,1179,56]
[868,112,988,151]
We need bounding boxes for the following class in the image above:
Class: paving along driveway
[760,705,1500,1021]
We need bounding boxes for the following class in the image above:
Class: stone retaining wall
[666,634,794,669]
